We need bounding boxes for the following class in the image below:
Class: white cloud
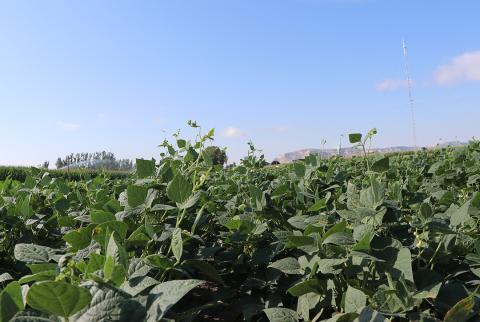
[222,127,244,138]
[433,51,480,85]
[375,79,409,92]
[57,122,80,131]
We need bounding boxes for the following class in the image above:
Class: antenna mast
[402,39,418,148]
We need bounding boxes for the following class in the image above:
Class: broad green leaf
[106,233,129,271]
[19,196,33,219]
[86,254,105,274]
[314,258,347,275]
[177,191,201,210]
[18,271,56,284]
[191,206,205,235]
[323,312,359,322]
[127,258,151,278]
[287,235,315,247]
[90,211,116,224]
[263,308,299,322]
[0,281,24,322]
[176,139,187,148]
[444,295,477,322]
[392,248,414,283]
[127,185,148,208]
[166,174,192,204]
[352,230,374,252]
[418,203,433,222]
[428,160,445,174]
[26,282,92,318]
[54,197,70,212]
[104,198,122,213]
[14,244,53,264]
[146,279,204,321]
[272,184,289,197]
[308,198,327,212]
[74,283,146,322]
[0,272,13,283]
[322,221,347,241]
[63,226,94,250]
[438,190,455,206]
[107,265,129,287]
[356,307,387,322]
[450,200,471,227]
[287,279,323,297]
[103,256,115,281]
[26,263,57,274]
[145,255,175,270]
[287,215,311,230]
[93,221,128,246]
[121,276,159,296]
[293,163,306,177]
[104,251,127,286]
[471,191,480,209]
[24,175,35,189]
[297,293,322,321]
[349,133,362,143]
[413,282,442,300]
[345,286,366,313]
[371,287,407,314]
[136,158,156,178]
[322,232,355,246]
[249,185,266,211]
[171,228,183,263]
[360,177,384,209]
[201,149,213,166]
[9,310,58,322]
[371,156,389,172]
[268,258,303,275]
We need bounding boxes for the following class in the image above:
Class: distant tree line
[55,151,133,171]
[40,161,50,169]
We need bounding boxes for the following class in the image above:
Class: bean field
[1,128,480,322]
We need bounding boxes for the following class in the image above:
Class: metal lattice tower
[402,39,418,149]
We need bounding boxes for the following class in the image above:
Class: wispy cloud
[433,51,480,85]
[222,127,245,138]
[57,122,80,131]
[375,78,409,92]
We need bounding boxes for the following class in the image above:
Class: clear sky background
[1,0,479,166]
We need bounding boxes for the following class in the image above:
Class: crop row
[1,128,480,321]
[0,166,130,182]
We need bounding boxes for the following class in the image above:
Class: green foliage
[345,286,367,313]
[264,308,299,322]
[0,166,129,181]
[203,146,228,166]
[349,133,362,143]
[0,281,24,322]
[26,282,92,317]
[135,159,156,178]
[146,279,204,320]
[166,174,193,204]
[1,123,480,321]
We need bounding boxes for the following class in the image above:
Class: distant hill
[273,141,466,163]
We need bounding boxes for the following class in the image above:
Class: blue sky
[0,0,479,166]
